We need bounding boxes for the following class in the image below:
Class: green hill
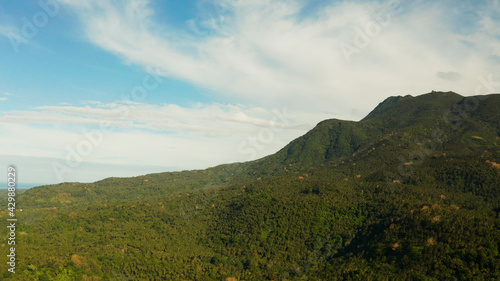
[1,92,499,280]
[248,92,499,176]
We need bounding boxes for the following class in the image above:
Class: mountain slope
[248,91,499,176]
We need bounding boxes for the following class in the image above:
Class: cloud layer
[60,0,500,114]
[0,101,310,182]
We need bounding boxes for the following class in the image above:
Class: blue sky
[0,0,499,185]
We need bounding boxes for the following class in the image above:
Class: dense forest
[1,92,499,280]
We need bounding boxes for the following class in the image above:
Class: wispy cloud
[60,0,500,116]
[436,71,461,82]
[0,101,312,182]
[0,101,309,135]
[0,92,14,101]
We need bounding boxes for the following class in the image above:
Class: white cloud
[0,92,13,101]
[1,101,310,134]
[0,101,314,182]
[436,71,461,81]
[58,0,500,120]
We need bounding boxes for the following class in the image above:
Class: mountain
[250,91,499,173]
[2,92,499,280]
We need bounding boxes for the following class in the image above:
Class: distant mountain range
[2,91,499,280]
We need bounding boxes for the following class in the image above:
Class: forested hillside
[1,92,499,280]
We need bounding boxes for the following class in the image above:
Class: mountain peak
[250,91,478,172]
[361,91,462,122]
